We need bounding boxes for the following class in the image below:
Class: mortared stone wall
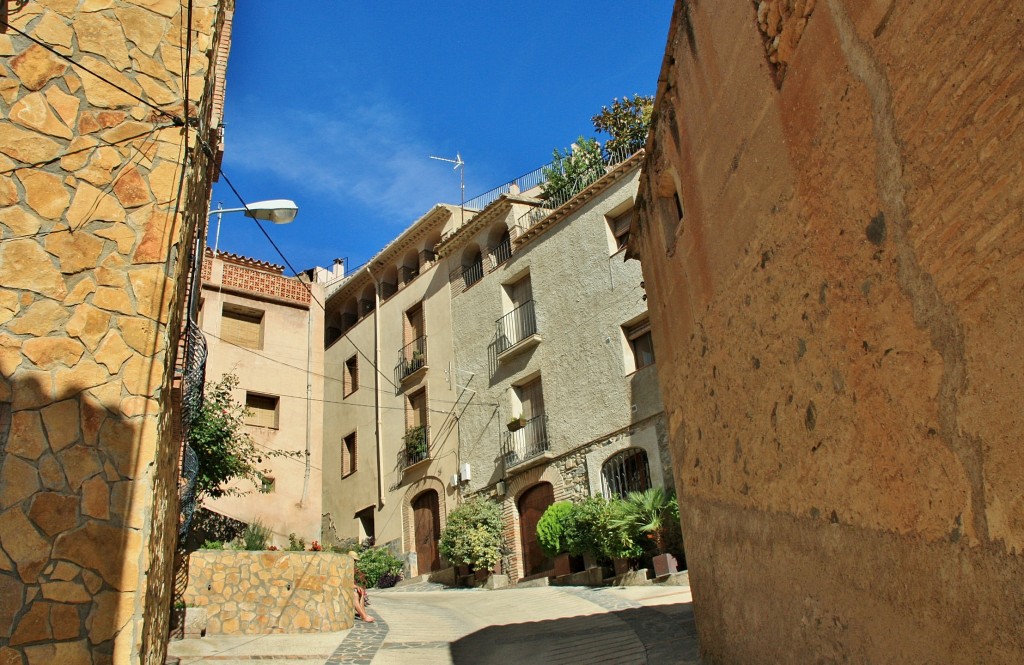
[0,0,234,663]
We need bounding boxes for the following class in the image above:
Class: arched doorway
[412,489,441,574]
[518,482,554,577]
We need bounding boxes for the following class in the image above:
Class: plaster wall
[321,208,460,569]
[447,168,669,578]
[198,253,324,546]
[632,1,1024,662]
[0,0,232,662]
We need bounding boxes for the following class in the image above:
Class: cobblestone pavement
[168,584,700,664]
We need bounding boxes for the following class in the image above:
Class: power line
[3,22,182,124]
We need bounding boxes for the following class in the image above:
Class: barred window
[602,448,652,499]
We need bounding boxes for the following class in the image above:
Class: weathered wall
[199,251,324,546]
[321,205,461,568]
[0,0,231,663]
[183,551,354,634]
[447,164,670,579]
[632,1,1024,662]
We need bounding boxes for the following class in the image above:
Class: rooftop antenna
[430,152,465,226]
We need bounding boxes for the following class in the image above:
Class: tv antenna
[430,152,465,225]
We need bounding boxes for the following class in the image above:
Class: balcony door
[518,482,554,578]
[519,376,544,421]
[412,490,441,574]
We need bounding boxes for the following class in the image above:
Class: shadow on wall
[449,599,699,665]
[0,362,154,660]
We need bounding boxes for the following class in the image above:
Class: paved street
[167,582,700,664]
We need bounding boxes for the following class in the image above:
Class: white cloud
[222,94,461,224]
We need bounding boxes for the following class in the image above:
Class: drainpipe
[298,298,313,507]
[368,265,386,509]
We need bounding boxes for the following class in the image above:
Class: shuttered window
[610,208,633,250]
[245,393,278,428]
[342,432,357,476]
[343,355,358,397]
[625,318,655,370]
[222,305,264,349]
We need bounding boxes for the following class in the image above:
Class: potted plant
[439,498,504,583]
[506,414,526,431]
[404,425,428,462]
[609,488,682,577]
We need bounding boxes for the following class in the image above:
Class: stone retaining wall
[183,551,354,635]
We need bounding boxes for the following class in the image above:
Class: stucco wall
[0,0,231,662]
[183,551,354,634]
[199,253,324,546]
[451,169,666,496]
[447,167,669,579]
[321,207,461,569]
[633,1,1024,662]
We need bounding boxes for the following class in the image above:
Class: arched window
[602,448,651,499]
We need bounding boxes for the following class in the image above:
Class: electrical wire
[2,22,182,124]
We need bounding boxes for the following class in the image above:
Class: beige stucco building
[630,1,1024,662]
[321,205,463,575]
[0,0,233,662]
[196,249,326,546]
[440,153,670,580]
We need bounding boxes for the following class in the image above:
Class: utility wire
[2,22,182,124]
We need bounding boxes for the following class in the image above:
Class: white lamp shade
[242,199,299,224]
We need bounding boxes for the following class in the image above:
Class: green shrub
[356,546,404,589]
[536,501,574,558]
[608,488,681,556]
[240,519,272,551]
[200,540,225,550]
[286,533,306,551]
[439,498,504,572]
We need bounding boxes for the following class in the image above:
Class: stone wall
[0,0,232,663]
[183,551,354,634]
[632,1,1024,662]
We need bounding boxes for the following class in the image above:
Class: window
[609,208,633,251]
[343,355,358,396]
[245,393,279,428]
[221,304,264,349]
[602,448,652,499]
[625,318,655,371]
[261,476,276,493]
[342,432,357,476]
[355,506,375,544]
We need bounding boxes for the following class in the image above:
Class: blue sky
[209,2,673,272]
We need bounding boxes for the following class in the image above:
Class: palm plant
[608,488,679,554]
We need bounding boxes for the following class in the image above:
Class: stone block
[74,12,130,70]
[9,92,73,140]
[53,521,141,590]
[94,223,138,255]
[18,169,70,221]
[9,44,67,91]
[40,580,90,603]
[44,229,104,274]
[65,304,112,351]
[66,182,127,227]
[28,492,79,536]
[129,265,174,322]
[7,410,47,461]
[58,446,102,492]
[113,166,151,208]
[43,85,79,128]
[23,337,85,369]
[0,508,49,583]
[53,359,110,401]
[0,241,67,300]
[9,601,52,645]
[0,456,41,509]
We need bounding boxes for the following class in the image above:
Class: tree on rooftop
[591,94,654,155]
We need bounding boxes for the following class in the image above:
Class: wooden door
[510,275,532,308]
[519,377,544,420]
[404,304,424,344]
[518,482,554,577]
[412,490,441,573]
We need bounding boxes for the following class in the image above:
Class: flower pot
[507,418,526,432]
[652,552,679,577]
[613,557,631,577]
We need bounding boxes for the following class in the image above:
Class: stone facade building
[630,1,1024,662]
[439,154,669,580]
[197,249,325,546]
[0,0,233,662]
[321,205,462,576]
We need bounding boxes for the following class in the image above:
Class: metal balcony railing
[340,312,357,333]
[502,414,549,468]
[495,300,537,355]
[490,237,512,268]
[515,146,639,236]
[381,281,398,299]
[401,424,430,469]
[462,261,484,289]
[395,335,427,383]
[359,298,375,315]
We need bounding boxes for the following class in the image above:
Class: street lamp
[208,199,299,256]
